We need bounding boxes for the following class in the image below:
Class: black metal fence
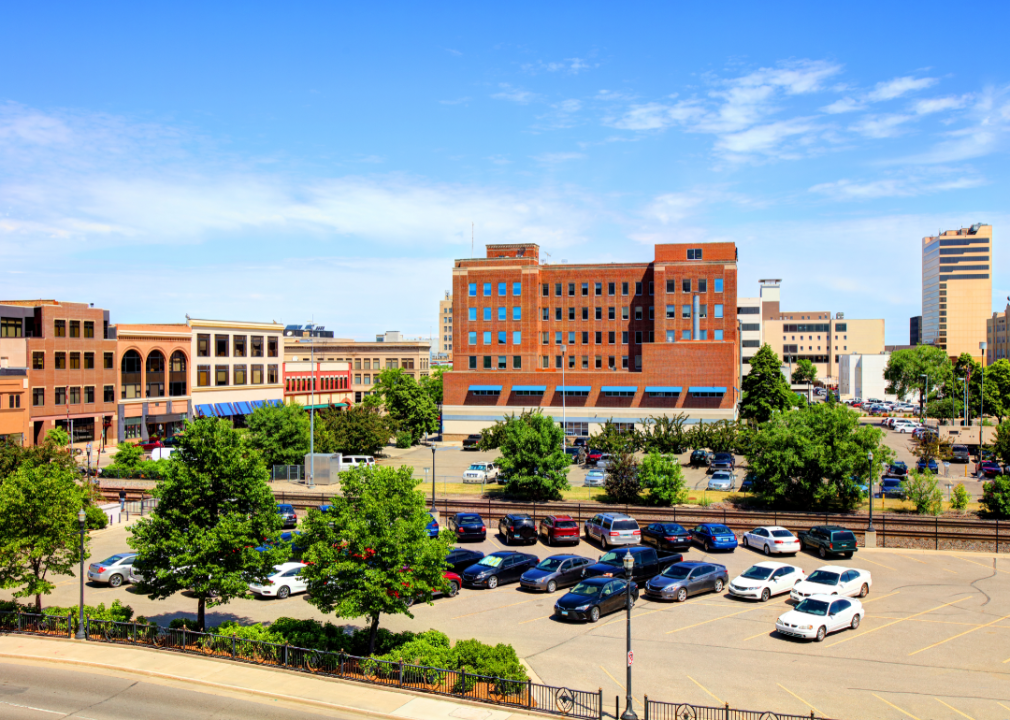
[645,696,830,720]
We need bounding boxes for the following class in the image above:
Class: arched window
[146,351,165,373]
[121,350,142,399]
[170,351,187,373]
[169,350,188,397]
[145,350,165,397]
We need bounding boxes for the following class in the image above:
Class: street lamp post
[560,344,567,450]
[308,341,315,489]
[919,374,929,427]
[954,376,963,429]
[621,550,637,720]
[430,445,436,509]
[980,341,987,447]
[867,451,875,533]
[76,508,86,640]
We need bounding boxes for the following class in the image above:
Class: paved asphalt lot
[9,516,1010,720]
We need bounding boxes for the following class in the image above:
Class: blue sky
[1,2,1008,344]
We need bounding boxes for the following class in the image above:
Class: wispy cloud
[532,151,585,164]
[821,75,938,114]
[809,173,985,200]
[913,95,970,114]
[523,57,595,75]
[849,113,914,138]
[439,97,471,105]
[490,83,536,104]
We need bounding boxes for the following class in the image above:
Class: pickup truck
[797,525,857,559]
[583,546,683,584]
[462,434,482,450]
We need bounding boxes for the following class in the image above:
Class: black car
[447,513,486,541]
[461,551,539,589]
[641,522,692,552]
[462,434,482,450]
[554,577,638,622]
[520,554,593,593]
[446,547,485,574]
[584,546,682,583]
[276,504,297,529]
[499,514,537,545]
[689,449,712,467]
[708,452,735,474]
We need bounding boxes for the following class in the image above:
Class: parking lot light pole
[308,341,315,489]
[979,341,987,447]
[867,451,875,533]
[76,508,86,640]
[621,550,637,720]
[560,345,567,450]
[431,445,436,509]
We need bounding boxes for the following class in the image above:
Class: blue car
[426,513,440,538]
[916,457,939,473]
[255,530,305,559]
[317,504,333,514]
[690,523,738,552]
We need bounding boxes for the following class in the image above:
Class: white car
[584,469,606,487]
[728,562,806,602]
[790,565,872,603]
[462,462,498,483]
[87,553,137,587]
[741,526,801,555]
[342,455,375,468]
[706,471,735,491]
[249,562,308,599]
[893,422,921,434]
[776,595,865,642]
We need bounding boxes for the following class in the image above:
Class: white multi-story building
[838,353,895,402]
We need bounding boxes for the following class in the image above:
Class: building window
[541,332,549,345]
[666,279,676,293]
[479,355,490,369]
[682,330,691,340]
[354,374,361,384]
[568,331,575,344]
[542,283,549,297]
[498,331,506,345]
[468,308,476,322]
[469,283,477,297]
[582,356,589,369]
[608,356,615,369]
[484,308,492,321]
[714,330,724,340]
[33,388,44,406]
[0,317,22,337]
[54,319,66,337]
[32,352,44,370]
[513,355,522,369]
[595,282,602,296]
[581,331,589,344]
[622,306,629,320]
[595,331,602,344]
[104,385,114,402]
[483,283,491,296]
[635,282,642,296]
[513,307,521,321]
[554,355,562,368]
[55,387,66,405]
[69,321,80,338]
[234,365,247,385]
[698,305,707,318]
[608,282,615,296]
[197,334,210,357]
[483,331,491,344]
[387,358,399,369]
[513,282,521,296]
[635,331,642,344]
[268,337,278,357]
[649,282,654,295]
[84,352,94,369]
[197,365,211,387]
[698,279,708,293]
[595,307,602,320]
[469,356,477,369]
[666,330,676,343]
[496,356,507,370]
[498,282,506,296]
[268,365,278,383]
[69,352,80,370]
[215,365,229,386]
[555,331,562,344]
[682,304,691,319]
[714,278,723,293]
[622,331,628,344]
[568,282,575,296]
[251,365,264,384]
[687,248,703,260]
[582,282,589,296]
[608,307,615,320]
[699,330,708,340]
[635,307,642,321]
[513,331,522,345]
[649,306,654,320]
[498,307,506,321]
[83,321,95,338]
[621,282,629,295]
[553,283,561,297]
[468,331,477,345]
[682,278,691,293]
[622,356,629,369]
[104,352,113,369]
[608,331,615,344]
[714,304,723,319]
[54,352,66,370]
[233,336,247,357]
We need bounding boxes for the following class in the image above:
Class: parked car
[499,514,537,545]
[884,461,908,478]
[520,554,593,593]
[740,472,758,492]
[689,449,712,467]
[342,455,375,468]
[446,513,487,541]
[276,504,298,529]
[463,462,499,484]
[776,596,865,642]
[402,571,463,606]
[706,471,736,491]
[584,546,683,583]
[584,513,641,548]
[584,469,606,487]
[461,551,538,589]
[138,439,163,452]
[426,512,440,539]
[249,562,308,599]
[643,561,728,602]
[88,553,137,587]
[554,577,638,622]
[728,562,805,602]
[740,526,801,555]
[595,453,613,469]
[539,515,581,546]
[877,478,905,499]
[708,452,735,474]
[893,422,920,434]
[916,457,939,473]
[690,524,738,552]
[976,461,1001,478]
[790,566,872,602]
[950,445,971,463]
[586,449,605,464]
[462,434,482,450]
[641,522,692,552]
[797,525,857,559]
[445,547,485,574]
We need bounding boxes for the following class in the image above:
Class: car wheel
[405,596,415,607]
[547,580,557,594]
[714,578,724,593]
[819,546,827,559]
[763,544,771,556]
[704,541,711,553]
[108,574,123,588]
[447,581,459,597]
[589,606,600,623]
[503,533,511,546]
[741,536,749,548]
[858,583,869,598]
[602,537,609,550]
[676,588,688,602]
[276,586,290,600]
[487,575,499,590]
[844,552,853,559]
[546,535,553,547]
[815,626,826,642]
[850,614,861,630]
[760,588,771,602]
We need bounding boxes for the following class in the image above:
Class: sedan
[447,513,486,541]
[691,524,738,552]
[977,461,1001,478]
[276,504,297,529]
[706,471,736,491]
[249,562,307,599]
[596,454,613,468]
[776,596,864,642]
[643,562,728,602]
[708,452,735,474]
[584,469,606,487]
[641,522,692,552]
[520,554,593,593]
[445,547,485,575]
[554,577,638,623]
[87,553,137,587]
[741,526,801,555]
[917,457,939,473]
[728,562,805,602]
[790,565,872,603]
[461,551,538,589]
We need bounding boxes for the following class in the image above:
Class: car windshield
[554,521,578,529]
[570,582,603,597]
[771,530,794,538]
[536,558,566,571]
[612,520,638,531]
[598,552,627,566]
[807,570,840,585]
[467,464,485,471]
[708,525,732,535]
[477,556,504,568]
[794,599,830,616]
[588,470,604,477]
[740,566,773,580]
[660,565,691,580]
[662,524,685,534]
[714,454,732,461]
[458,515,481,524]
[99,554,130,565]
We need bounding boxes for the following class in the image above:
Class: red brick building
[442,242,739,440]
[283,360,353,410]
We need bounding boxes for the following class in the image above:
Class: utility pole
[560,345,567,449]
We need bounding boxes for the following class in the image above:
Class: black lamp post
[621,550,637,720]
[431,445,436,509]
[76,508,86,640]
[867,451,875,533]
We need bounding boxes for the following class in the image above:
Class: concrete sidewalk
[0,634,554,720]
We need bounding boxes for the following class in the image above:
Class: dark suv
[499,514,537,545]
[797,525,857,559]
[708,452,735,474]
[690,449,712,467]
[276,504,297,529]
[462,434,482,450]
[950,445,970,463]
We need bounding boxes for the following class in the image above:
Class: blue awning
[468,385,503,392]
[688,387,727,393]
[214,402,235,416]
[601,386,638,393]
[555,386,591,392]
[235,401,253,415]
[251,400,265,409]
[195,404,216,417]
[511,385,546,392]
[645,386,682,393]
[268,399,283,407]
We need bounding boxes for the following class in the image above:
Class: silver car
[584,469,606,487]
[584,513,641,548]
[707,471,736,491]
[88,553,137,588]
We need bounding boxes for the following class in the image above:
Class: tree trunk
[367,614,380,655]
[35,594,42,613]
[197,597,206,631]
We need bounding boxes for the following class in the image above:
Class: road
[0,662,367,720]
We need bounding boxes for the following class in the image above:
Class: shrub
[639,451,688,506]
[0,599,137,623]
[695,494,714,508]
[980,475,1010,518]
[903,470,944,516]
[395,431,413,449]
[210,620,286,644]
[950,483,971,512]
[169,618,202,631]
[112,442,144,467]
[85,505,108,530]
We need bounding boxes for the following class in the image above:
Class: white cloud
[531,152,585,164]
[523,57,595,75]
[490,84,536,104]
[439,97,471,105]
[866,76,937,102]
[809,173,985,200]
[913,95,970,114]
[849,113,914,138]
[716,118,820,156]
[821,97,864,114]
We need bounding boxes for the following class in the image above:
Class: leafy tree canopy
[420,366,446,407]
[245,401,311,467]
[638,414,689,454]
[604,450,640,504]
[487,411,570,501]
[372,368,439,444]
[314,405,393,457]
[902,469,944,516]
[980,475,1010,519]
[639,451,688,506]
[883,345,951,401]
[740,344,795,424]
[45,426,70,447]
[588,419,639,455]
[0,436,76,484]
[791,358,818,385]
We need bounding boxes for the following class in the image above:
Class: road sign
[627,650,634,666]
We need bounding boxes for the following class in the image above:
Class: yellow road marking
[744,630,769,641]
[894,554,927,564]
[598,666,644,709]
[518,614,553,625]
[935,698,976,720]
[870,616,1003,628]
[909,612,1010,656]
[777,683,822,717]
[827,595,971,647]
[596,596,717,629]
[873,693,922,720]
[665,607,758,634]
[687,675,722,705]
[450,597,538,620]
[998,701,1010,712]
[941,568,958,574]
[951,555,1008,575]
[860,590,900,604]
[856,556,896,571]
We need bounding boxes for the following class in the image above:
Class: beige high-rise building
[922,224,992,360]
[436,292,453,364]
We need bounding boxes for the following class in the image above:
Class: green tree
[372,368,439,443]
[588,419,639,455]
[492,411,570,500]
[745,402,893,511]
[639,451,688,506]
[128,418,286,629]
[245,401,310,467]
[45,426,70,447]
[604,450,640,504]
[315,405,392,456]
[902,469,944,516]
[994,420,1010,467]
[111,442,144,468]
[420,366,446,407]
[884,345,952,401]
[0,463,90,611]
[950,483,970,512]
[740,345,795,423]
[638,414,689,454]
[0,435,76,484]
[980,475,1010,518]
[982,359,1010,424]
[299,465,453,655]
[791,358,818,385]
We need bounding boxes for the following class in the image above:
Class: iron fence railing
[645,696,832,720]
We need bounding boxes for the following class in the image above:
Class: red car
[586,449,604,464]
[139,440,164,452]
[539,515,581,546]
[976,461,1002,478]
[400,570,462,606]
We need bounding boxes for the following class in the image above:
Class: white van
[342,455,376,469]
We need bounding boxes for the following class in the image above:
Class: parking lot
[10,514,1010,720]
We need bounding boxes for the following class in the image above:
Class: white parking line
[0,701,62,714]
